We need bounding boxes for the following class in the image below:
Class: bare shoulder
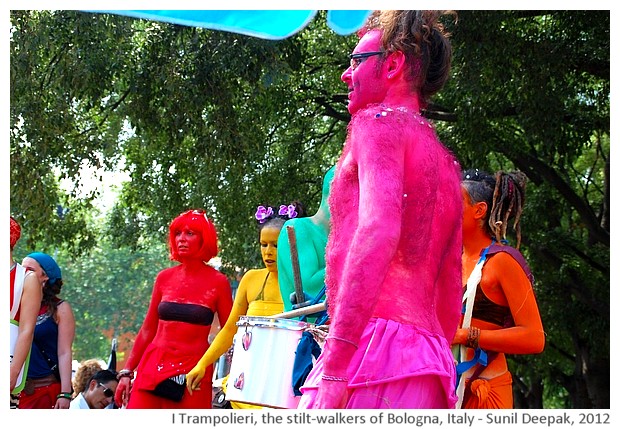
[23,271,41,291]
[489,249,526,269]
[57,299,74,311]
[487,251,531,287]
[240,268,266,282]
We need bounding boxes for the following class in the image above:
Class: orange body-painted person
[453,169,545,409]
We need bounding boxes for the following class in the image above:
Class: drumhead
[235,315,309,331]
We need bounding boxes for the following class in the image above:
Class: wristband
[57,392,72,400]
[327,335,359,349]
[117,369,134,380]
[322,374,349,382]
[465,326,480,349]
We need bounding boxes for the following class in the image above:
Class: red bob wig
[168,209,218,262]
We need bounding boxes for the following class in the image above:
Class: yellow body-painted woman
[186,203,303,408]
[222,268,282,409]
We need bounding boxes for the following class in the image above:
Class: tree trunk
[584,355,610,408]
[513,375,544,408]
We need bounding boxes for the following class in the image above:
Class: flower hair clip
[279,204,298,219]
[255,205,274,224]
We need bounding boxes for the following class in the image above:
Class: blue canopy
[87,10,371,40]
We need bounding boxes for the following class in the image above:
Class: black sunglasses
[98,382,114,398]
[349,51,384,70]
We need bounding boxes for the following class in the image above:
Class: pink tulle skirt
[298,317,457,409]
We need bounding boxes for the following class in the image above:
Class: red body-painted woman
[114,210,233,409]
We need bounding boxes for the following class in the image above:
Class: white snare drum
[226,316,309,408]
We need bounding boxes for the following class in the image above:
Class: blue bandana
[27,252,62,285]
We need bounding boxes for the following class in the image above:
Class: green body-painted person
[277,165,336,315]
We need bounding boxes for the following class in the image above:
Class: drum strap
[253,272,270,302]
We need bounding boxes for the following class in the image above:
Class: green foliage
[10,10,136,255]
[439,10,609,408]
[59,239,172,361]
[10,10,609,408]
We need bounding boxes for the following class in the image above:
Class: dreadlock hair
[462,169,527,248]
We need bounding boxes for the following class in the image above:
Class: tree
[10,10,609,408]
[438,11,609,408]
[59,239,171,361]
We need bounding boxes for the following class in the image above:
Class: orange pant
[462,371,513,409]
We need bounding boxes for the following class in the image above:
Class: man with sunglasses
[70,370,118,409]
[298,11,462,409]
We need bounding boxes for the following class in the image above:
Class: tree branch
[512,152,610,247]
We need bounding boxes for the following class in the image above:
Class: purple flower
[255,205,273,223]
[279,204,298,219]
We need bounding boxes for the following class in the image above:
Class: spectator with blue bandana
[19,251,75,409]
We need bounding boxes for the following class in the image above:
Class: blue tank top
[27,306,61,379]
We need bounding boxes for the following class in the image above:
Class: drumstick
[271,302,326,319]
[286,225,305,305]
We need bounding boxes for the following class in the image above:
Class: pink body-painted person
[298,11,463,409]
